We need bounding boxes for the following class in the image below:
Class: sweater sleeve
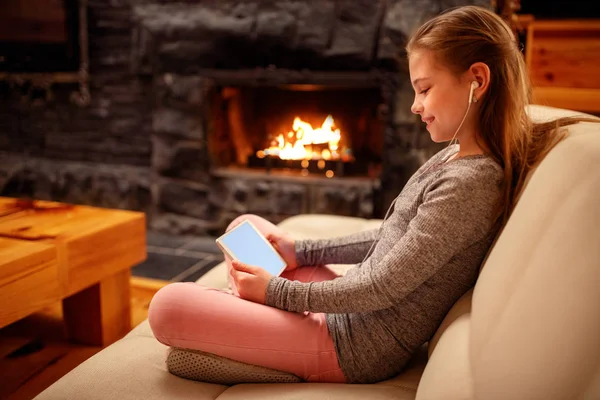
[266,169,500,313]
[295,229,379,266]
[292,148,458,267]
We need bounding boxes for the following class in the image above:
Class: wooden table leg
[62,269,132,346]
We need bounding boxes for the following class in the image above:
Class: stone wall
[0,0,491,235]
[0,0,155,212]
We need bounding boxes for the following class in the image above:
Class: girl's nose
[411,98,423,115]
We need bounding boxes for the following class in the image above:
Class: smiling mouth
[422,117,435,127]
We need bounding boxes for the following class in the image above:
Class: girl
[148,6,592,384]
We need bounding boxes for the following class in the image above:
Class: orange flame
[260,115,348,161]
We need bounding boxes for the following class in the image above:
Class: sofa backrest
[417,105,600,400]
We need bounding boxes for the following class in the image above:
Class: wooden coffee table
[0,197,146,346]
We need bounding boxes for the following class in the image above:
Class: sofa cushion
[427,289,473,358]
[416,313,474,400]
[214,382,418,400]
[276,214,383,240]
[469,115,600,399]
[34,335,228,400]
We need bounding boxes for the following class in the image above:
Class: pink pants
[148,214,346,383]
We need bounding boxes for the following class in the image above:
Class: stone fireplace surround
[0,0,490,235]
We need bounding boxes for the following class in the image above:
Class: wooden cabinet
[521,18,600,113]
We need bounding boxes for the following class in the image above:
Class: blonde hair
[406,6,595,224]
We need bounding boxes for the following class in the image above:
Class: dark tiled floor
[132,231,225,282]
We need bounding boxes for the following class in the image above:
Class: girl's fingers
[230,268,239,281]
[231,260,255,274]
[265,233,279,249]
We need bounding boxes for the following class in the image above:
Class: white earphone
[468,80,479,104]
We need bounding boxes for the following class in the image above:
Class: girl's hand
[265,231,298,271]
[230,260,272,304]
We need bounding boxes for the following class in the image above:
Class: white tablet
[216,219,287,276]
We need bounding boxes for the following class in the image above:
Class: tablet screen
[219,220,286,276]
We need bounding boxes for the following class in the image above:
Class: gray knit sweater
[266,145,504,383]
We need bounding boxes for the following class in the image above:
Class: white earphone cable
[445,81,477,158]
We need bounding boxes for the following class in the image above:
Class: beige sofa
[36,105,600,400]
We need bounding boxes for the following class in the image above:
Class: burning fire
[258,115,352,161]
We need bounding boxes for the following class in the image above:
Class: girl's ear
[469,62,491,100]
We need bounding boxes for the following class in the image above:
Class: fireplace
[209,84,384,179]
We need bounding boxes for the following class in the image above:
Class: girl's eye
[420,88,430,95]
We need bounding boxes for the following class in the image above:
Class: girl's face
[408,50,476,143]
